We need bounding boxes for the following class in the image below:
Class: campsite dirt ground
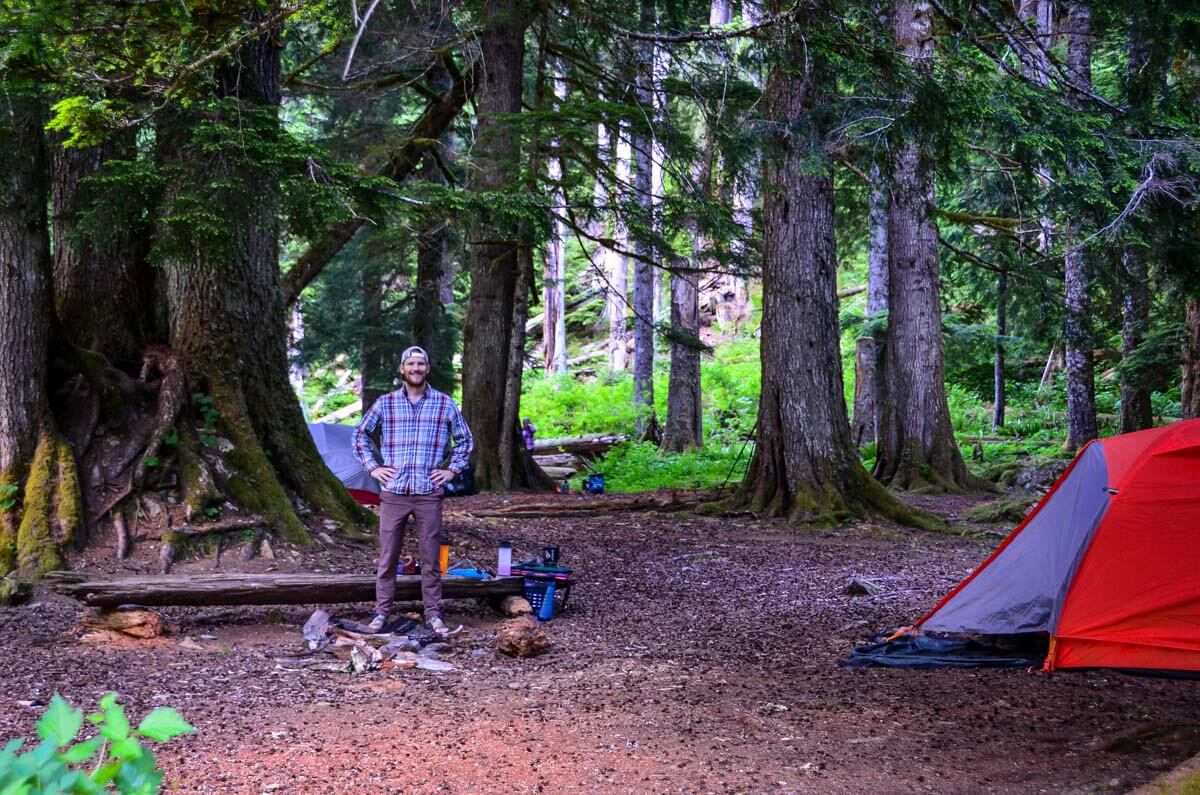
[2,492,1199,794]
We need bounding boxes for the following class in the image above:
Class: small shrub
[0,693,194,794]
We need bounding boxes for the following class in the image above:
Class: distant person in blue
[522,418,537,452]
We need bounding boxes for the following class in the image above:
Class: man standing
[353,346,473,634]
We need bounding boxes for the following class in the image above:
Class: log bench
[51,573,524,608]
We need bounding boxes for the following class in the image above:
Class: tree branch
[282,56,479,306]
[609,2,796,43]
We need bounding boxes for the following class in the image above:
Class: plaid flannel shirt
[353,386,474,495]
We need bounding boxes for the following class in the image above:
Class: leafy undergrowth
[1,693,193,794]
[578,441,751,493]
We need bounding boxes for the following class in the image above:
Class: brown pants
[376,491,444,619]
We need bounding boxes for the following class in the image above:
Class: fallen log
[454,490,715,518]
[531,452,580,468]
[531,432,629,457]
[53,573,524,608]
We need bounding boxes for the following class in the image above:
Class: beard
[402,370,427,389]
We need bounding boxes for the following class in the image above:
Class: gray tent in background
[308,422,379,505]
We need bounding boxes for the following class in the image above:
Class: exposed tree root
[715,460,946,532]
[133,347,186,487]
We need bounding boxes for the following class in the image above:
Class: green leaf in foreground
[36,695,83,748]
[136,708,195,743]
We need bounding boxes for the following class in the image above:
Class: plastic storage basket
[512,562,573,618]
[523,576,572,617]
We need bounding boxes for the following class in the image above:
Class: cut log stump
[53,573,524,608]
[80,608,166,639]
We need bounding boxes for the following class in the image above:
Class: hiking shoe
[367,614,387,633]
[427,616,449,635]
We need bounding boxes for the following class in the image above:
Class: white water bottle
[497,540,512,577]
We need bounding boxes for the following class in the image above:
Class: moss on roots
[211,382,310,545]
[15,429,83,578]
[0,471,19,574]
[178,430,222,520]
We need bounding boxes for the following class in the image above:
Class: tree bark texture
[56,572,523,608]
[734,12,932,526]
[159,21,367,542]
[50,132,154,365]
[1119,247,1152,433]
[0,86,81,576]
[1182,296,1200,420]
[1063,2,1098,450]
[629,0,657,435]
[875,0,977,492]
[851,162,888,448]
[500,246,533,489]
[662,147,710,453]
[460,0,537,491]
[661,268,703,452]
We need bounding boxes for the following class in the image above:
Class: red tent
[911,420,1200,673]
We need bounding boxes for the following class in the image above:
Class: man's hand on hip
[370,466,397,484]
[429,468,456,487]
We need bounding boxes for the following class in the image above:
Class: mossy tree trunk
[874,0,983,493]
[1183,296,1200,420]
[460,0,543,491]
[731,6,938,529]
[156,19,369,541]
[0,85,83,577]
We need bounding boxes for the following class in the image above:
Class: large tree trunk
[158,19,367,542]
[0,86,82,577]
[460,0,540,491]
[629,0,657,436]
[732,8,934,527]
[500,246,533,489]
[542,60,569,376]
[875,0,979,492]
[1062,2,1098,450]
[1182,296,1200,420]
[661,148,710,454]
[50,132,153,365]
[1119,247,1153,432]
[851,162,888,448]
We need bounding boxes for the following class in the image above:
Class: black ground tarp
[843,633,1047,669]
